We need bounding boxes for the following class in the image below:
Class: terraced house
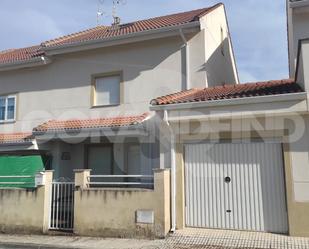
[1,0,309,239]
[149,0,309,237]
[0,3,238,236]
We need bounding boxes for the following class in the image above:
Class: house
[287,0,309,76]
[148,0,309,237]
[0,3,238,236]
[2,0,308,239]
[0,3,238,180]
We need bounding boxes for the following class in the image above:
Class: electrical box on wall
[136,210,154,224]
[35,172,46,187]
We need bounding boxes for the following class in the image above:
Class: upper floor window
[0,95,16,122]
[94,75,120,106]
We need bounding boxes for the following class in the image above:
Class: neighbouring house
[287,0,309,76]
[0,4,239,237]
[147,0,309,237]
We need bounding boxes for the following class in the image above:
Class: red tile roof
[0,46,44,65]
[0,4,222,65]
[0,132,33,144]
[42,4,222,48]
[151,79,304,105]
[33,113,150,133]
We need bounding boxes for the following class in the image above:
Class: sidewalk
[0,234,164,249]
[1,229,309,249]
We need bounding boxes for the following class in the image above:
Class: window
[94,75,120,106]
[0,95,16,122]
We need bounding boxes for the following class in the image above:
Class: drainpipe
[179,29,190,90]
[164,110,176,232]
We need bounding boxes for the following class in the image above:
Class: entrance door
[87,145,113,175]
[184,142,288,233]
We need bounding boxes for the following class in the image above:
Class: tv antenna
[96,0,106,26]
[112,0,126,26]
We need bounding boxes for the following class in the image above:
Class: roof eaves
[32,123,149,140]
[150,92,307,111]
[0,140,34,146]
[0,56,52,72]
[32,113,152,136]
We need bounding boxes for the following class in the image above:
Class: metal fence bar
[89,182,154,186]
[51,183,56,229]
[0,176,33,178]
[0,175,34,186]
[71,184,74,229]
[0,182,33,185]
[89,175,153,178]
[56,184,59,229]
[64,183,67,229]
[87,175,154,188]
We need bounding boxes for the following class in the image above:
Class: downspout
[164,110,176,232]
[179,29,190,90]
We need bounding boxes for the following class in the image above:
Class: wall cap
[153,168,170,173]
[74,169,92,172]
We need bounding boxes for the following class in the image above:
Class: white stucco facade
[0,5,238,180]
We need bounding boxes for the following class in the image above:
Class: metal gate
[185,142,288,233]
[49,182,75,231]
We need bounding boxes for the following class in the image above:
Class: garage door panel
[185,142,288,233]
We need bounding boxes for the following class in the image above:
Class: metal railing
[87,175,154,187]
[0,175,34,185]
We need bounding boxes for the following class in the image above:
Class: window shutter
[95,75,120,106]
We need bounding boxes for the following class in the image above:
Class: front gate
[49,182,75,231]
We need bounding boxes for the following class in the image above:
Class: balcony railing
[87,175,154,188]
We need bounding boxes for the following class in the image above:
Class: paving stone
[0,229,309,249]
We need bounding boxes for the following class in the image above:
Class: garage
[184,142,288,233]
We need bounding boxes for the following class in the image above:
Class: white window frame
[94,74,121,107]
[0,94,16,123]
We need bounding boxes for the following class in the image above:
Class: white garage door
[185,142,288,233]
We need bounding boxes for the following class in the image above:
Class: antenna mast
[112,0,126,27]
[96,0,105,26]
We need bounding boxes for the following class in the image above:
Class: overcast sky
[0,0,288,83]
